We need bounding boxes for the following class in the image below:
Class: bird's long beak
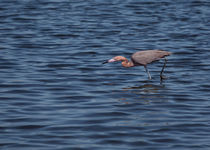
[102,60,108,64]
[102,58,116,64]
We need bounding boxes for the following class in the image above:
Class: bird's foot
[160,75,167,80]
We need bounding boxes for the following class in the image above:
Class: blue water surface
[0,0,210,149]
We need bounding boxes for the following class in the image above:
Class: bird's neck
[121,58,134,68]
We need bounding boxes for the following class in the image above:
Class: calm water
[0,0,210,149]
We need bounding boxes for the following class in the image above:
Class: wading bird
[103,50,171,80]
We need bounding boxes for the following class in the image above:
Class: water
[0,0,210,149]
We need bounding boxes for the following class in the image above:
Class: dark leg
[160,58,167,79]
[144,66,152,80]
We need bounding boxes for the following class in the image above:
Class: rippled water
[1,0,210,149]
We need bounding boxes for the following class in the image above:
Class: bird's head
[102,56,126,64]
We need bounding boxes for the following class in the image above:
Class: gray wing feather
[131,50,171,66]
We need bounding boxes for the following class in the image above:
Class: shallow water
[0,0,210,149]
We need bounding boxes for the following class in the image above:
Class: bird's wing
[131,50,170,66]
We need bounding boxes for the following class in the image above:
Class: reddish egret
[103,50,171,80]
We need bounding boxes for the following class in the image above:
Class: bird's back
[131,50,171,66]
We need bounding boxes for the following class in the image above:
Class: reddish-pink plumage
[103,50,171,79]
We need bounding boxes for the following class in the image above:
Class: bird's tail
[159,50,172,56]
[167,51,172,56]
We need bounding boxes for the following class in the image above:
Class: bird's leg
[160,58,167,79]
[144,66,152,80]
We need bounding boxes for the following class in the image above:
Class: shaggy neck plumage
[121,57,134,68]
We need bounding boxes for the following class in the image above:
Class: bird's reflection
[118,82,166,104]
[124,78,165,92]
[123,84,162,93]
